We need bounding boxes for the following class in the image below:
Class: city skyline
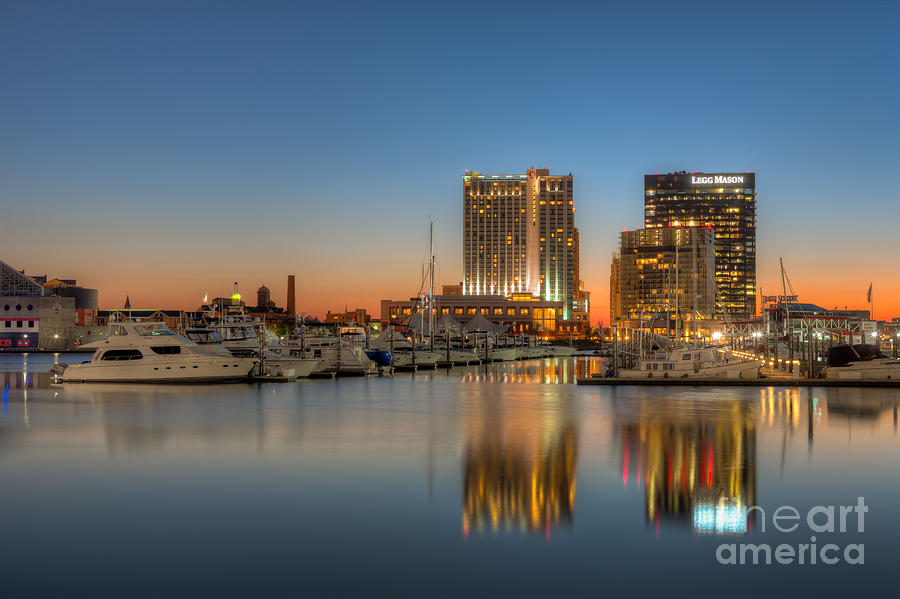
[2,1,898,321]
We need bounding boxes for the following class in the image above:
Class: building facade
[463,168,578,320]
[381,293,569,336]
[1,259,94,350]
[614,227,717,322]
[644,172,757,317]
[325,308,370,325]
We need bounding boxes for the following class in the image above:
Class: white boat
[438,348,481,365]
[185,326,319,378]
[822,344,900,380]
[55,322,256,383]
[481,347,518,362]
[389,349,442,370]
[618,346,760,379]
[274,335,374,376]
[519,346,546,360]
[206,308,279,354]
[548,345,576,357]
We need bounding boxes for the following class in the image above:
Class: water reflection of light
[693,498,746,534]
[617,398,756,533]
[457,357,606,385]
[462,393,578,537]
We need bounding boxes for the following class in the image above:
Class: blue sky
[1,0,898,320]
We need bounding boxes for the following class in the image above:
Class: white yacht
[384,342,442,370]
[185,326,319,378]
[54,322,256,383]
[822,344,900,380]
[547,344,576,357]
[618,346,760,379]
[480,346,518,362]
[274,334,375,376]
[434,346,481,365]
[205,308,279,354]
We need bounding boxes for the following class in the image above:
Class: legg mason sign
[690,174,747,185]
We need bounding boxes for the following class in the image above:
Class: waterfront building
[325,308,370,325]
[1,259,45,349]
[609,252,621,324]
[256,285,274,309]
[98,309,195,332]
[381,292,570,336]
[37,277,99,326]
[1,259,99,350]
[463,168,582,322]
[614,226,717,323]
[644,172,757,317]
[571,228,590,328]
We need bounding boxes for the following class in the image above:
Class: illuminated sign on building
[691,175,745,185]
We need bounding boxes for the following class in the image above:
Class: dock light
[53,334,59,339]
[711,332,723,341]
[751,332,762,338]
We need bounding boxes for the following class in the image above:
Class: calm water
[1,353,898,598]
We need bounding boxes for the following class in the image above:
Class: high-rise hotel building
[644,172,757,318]
[463,168,578,319]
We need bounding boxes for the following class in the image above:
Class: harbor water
[2,353,898,597]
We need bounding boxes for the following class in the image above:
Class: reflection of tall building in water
[463,402,577,536]
[617,400,756,534]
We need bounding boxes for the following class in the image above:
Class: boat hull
[618,360,760,380]
[822,362,900,381]
[483,348,518,362]
[262,357,320,378]
[59,356,256,383]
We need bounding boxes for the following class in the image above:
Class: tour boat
[822,344,900,380]
[617,346,760,379]
[54,322,256,383]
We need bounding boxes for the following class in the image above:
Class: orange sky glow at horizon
[7,253,898,326]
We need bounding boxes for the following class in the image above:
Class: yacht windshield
[134,324,171,336]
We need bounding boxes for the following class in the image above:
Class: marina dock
[576,376,900,387]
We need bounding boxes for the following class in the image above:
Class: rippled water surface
[2,353,898,597]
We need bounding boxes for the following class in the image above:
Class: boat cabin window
[109,325,128,337]
[682,353,692,360]
[150,346,181,355]
[100,349,143,361]
[662,363,674,371]
[187,330,221,343]
[694,353,701,361]
[135,324,170,336]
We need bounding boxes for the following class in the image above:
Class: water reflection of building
[617,399,756,534]
[463,400,577,536]
[457,357,607,385]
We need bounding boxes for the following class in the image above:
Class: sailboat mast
[674,237,679,340]
[429,220,435,349]
[780,257,792,372]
